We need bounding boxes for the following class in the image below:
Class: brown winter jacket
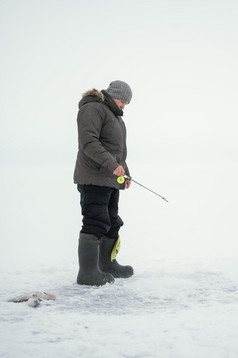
[73,89,130,189]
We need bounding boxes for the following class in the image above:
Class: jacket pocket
[112,153,122,164]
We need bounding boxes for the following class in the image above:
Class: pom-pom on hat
[106,80,132,103]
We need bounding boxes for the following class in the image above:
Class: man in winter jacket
[74,80,134,286]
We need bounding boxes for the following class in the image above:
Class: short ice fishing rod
[117,175,168,203]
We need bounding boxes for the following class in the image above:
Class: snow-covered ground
[1,159,238,357]
[1,257,238,358]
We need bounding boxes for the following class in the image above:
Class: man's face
[113,99,128,110]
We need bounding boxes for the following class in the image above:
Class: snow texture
[1,161,238,357]
[1,258,238,358]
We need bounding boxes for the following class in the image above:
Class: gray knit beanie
[106,80,132,103]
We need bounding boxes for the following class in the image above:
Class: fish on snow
[8,292,56,308]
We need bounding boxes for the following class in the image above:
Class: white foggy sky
[0,0,238,264]
[1,0,237,160]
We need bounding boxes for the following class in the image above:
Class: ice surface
[0,159,238,357]
[1,258,238,358]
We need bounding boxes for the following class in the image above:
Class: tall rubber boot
[99,236,134,278]
[77,233,115,286]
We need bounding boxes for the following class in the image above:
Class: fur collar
[82,89,104,102]
[80,88,123,116]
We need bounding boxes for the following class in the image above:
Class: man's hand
[113,165,125,177]
[125,180,131,189]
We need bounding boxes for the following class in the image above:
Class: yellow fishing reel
[117,176,125,184]
[117,175,131,184]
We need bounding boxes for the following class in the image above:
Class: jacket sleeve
[125,162,130,177]
[77,104,119,172]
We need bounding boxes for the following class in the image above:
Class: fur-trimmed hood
[78,89,104,109]
[82,88,104,101]
[79,88,123,117]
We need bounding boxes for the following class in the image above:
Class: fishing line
[117,176,168,202]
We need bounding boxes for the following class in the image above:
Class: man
[74,80,134,286]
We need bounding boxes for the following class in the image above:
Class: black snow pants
[77,185,124,240]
